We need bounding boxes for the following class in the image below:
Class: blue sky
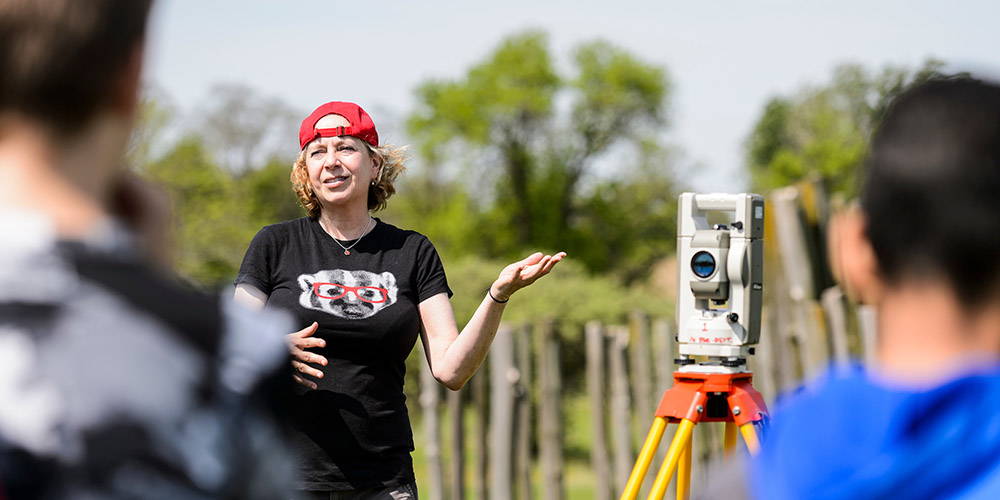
[146,0,1000,192]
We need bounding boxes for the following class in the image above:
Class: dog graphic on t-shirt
[297,269,398,319]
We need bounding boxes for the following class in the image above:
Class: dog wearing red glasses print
[297,269,398,319]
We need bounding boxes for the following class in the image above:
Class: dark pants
[300,482,418,500]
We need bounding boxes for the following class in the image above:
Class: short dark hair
[862,77,1000,306]
[0,0,153,134]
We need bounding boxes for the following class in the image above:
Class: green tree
[127,85,175,168]
[128,86,315,289]
[746,60,954,196]
[381,177,481,264]
[143,136,253,287]
[237,156,304,229]
[408,31,559,248]
[196,83,300,173]
[406,30,677,275]
[574,139,679,282]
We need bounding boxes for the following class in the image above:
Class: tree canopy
[399,30,680,280]
[745,60,953,197]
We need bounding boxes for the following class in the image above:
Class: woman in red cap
[234,101,564,499]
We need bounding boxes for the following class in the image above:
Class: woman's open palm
[492,251,567,300]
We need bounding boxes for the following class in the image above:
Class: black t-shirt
[235,217,452,491]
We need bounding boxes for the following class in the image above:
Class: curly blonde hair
[290,142,407,218]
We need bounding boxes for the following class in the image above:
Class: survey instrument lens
[691,251,716,279]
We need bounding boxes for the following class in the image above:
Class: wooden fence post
[651,319,677,500]
[628,312,654,442]
[763,199,800,393]
[447,387,464,500]
[607,326,632,495]
[651,319,674,395]
[628,312,656,495]
[514,324,533,500]
[537,320,564,500]
[490,325,516,500]
[472,365,488,500]
[820,286,850,365]
[772,187,829,380]
[420,349,444,500]
[586,321,611,500]
[752,304,778,404]
[857,304,878,367]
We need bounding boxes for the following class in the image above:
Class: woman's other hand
[490,252,567,301]
[288,322,327,390]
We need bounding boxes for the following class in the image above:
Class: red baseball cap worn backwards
[298,101,379,150]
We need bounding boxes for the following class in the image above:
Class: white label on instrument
[755,206,763,219]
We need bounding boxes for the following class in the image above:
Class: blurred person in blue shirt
[751,77,1000,499]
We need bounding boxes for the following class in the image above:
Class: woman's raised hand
[288,322,327,390]
[490,252,567,301]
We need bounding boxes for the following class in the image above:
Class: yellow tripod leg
[619,417,668,500]
[646,419,696,500]
[675,437,691,500]
[723,422,738,455]
[739,422,761,455]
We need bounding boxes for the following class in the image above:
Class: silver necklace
[328,217,375,256]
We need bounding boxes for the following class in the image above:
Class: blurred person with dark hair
[0,0,297,498]
[745,77,1000,499]
[233,102,565,498]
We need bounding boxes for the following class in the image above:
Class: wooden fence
[414,181,877,500]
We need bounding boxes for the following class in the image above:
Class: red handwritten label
[693,337,732,344]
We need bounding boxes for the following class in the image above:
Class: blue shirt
[751,363,1000,500]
